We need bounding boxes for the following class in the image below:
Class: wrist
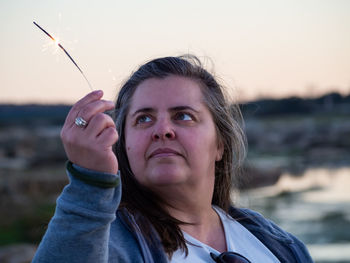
[66,161,120,188]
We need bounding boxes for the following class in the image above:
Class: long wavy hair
[114,55,247,257]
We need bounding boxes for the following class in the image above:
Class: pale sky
[1,0,349,104]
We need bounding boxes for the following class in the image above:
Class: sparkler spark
[33,21,93,91]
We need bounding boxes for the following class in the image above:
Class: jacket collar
[117,206,298,263]
[229,206,294,243]
[117,208,168,263]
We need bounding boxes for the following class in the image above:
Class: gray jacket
[32,162,313,263]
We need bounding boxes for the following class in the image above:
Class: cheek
[125,135,139,160]
[187,129,219,160]
[125,130,148,165]
[125,140,141,176]
[190,126,217,147]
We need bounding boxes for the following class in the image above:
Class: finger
[86,112,116,138]
[74,90,104,111]
[65,90,104,126]
[96,126,119,147]
[72,100,115,128]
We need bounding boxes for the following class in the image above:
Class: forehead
[129,75,205,109]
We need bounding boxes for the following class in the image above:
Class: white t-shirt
[171,207,280,263]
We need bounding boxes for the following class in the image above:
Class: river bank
[238,167,350,263]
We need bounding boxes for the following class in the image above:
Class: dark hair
[114,55,247,257]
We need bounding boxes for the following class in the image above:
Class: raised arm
[32,90,120,263]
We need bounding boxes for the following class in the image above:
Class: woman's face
[124,75,223,189]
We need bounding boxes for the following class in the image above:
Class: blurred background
[1,1,349,262]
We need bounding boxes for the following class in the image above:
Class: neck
[162,189,226,252]
[153,174,215,223]
[150,177,227,252]
[143,172,228,253]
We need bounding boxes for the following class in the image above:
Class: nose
[152,117,176,141]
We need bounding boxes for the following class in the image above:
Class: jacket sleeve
[32,162,122,263]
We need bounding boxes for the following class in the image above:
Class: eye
[175,112,193,121]
[136,115,152,124]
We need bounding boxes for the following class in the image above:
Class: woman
[32,55,313,262]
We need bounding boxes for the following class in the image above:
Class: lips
[149,148,181,159]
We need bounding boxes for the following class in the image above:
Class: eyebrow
[131,106,200,117]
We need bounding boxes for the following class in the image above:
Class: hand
[60,90,119,174]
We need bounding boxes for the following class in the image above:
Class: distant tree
[239,91,348,117]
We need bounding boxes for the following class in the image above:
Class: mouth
[149,148,182,159]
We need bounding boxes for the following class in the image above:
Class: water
[237,167,350,263]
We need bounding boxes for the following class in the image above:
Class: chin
[147,166,187,186]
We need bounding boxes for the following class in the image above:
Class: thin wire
[33,21,93,91]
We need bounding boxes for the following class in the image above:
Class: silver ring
[75,117,88,127]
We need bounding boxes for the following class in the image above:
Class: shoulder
[229,207,314,262]
[229,207,292,241]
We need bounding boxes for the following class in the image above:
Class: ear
[215,139,224,161]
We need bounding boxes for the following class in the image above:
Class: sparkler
[33,21,93,91]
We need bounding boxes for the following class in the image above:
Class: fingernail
[93,90,103,96]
